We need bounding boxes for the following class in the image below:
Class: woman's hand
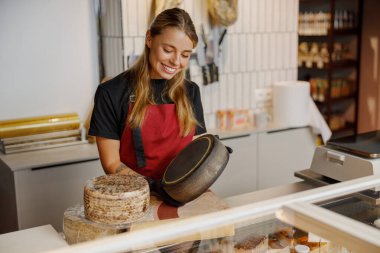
[96,136,139,176]
[114,162,140,176]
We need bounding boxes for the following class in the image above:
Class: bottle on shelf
[298,0,362,137]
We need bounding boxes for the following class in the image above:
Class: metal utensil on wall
[197,25,227,85]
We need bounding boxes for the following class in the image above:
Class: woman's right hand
[96,136,139,176]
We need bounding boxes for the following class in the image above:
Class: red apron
[120,103,194,180]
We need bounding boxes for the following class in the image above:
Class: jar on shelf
[332,42,343,62]
[330,79,342,98]
[340,80,351,96]
[309,42,319,68]
[320,43,329,66]
[329,114,346,130]
[317,78,327,102]
[298,42,309,67]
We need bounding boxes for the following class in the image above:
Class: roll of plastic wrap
[273,81,310,127]
[0,113,80,138]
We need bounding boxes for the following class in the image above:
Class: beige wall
[358,0,380,133]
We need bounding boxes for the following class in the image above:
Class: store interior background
[0,0,379,136]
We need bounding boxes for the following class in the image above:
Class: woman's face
[146,27,193,79]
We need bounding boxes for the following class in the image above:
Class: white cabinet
[0,144,104,233]
[15,159,103,231]
[210,127,316,197]
[257,127,316,189]
[211,134,258,198]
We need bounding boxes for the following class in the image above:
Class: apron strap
[132,128,146,168]
[130,94,147,168]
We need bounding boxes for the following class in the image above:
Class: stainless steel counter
[224,181,317,207]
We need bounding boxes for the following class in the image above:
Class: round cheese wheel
[374,218,380,228]
[84,174,149,224]
[63,204,130,245]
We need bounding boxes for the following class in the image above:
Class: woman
[89,8,206,181]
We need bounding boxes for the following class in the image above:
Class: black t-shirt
[89,71,206,140]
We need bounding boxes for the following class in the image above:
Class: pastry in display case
[149,218,351,253]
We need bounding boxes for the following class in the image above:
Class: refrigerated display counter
[45,174,380,253]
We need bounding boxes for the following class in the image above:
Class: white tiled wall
[100,0,299,129]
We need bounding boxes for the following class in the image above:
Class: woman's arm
[96,136,140,176]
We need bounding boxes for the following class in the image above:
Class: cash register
[296,130,380,204]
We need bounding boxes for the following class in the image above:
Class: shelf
[299,0,330,5]
[333,28,359,36]
[298,60,357,71]
[314,94,356,105]
[331,94,356,102]
[332,59,358,69]
[331,123,356,138]
[299,28,359,40]
[298,0,361,138]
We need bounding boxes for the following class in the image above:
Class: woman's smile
[162,64,177,74]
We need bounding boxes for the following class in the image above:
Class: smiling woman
[89,8,206,193]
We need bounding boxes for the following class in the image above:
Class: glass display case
[49,175,380,253]
[318,194,380,228]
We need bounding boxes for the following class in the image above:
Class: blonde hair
[127,8,199,136]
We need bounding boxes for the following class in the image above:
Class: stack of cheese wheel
[63,204,130,244]
[84,174,150,224]
[63,174,149,244]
